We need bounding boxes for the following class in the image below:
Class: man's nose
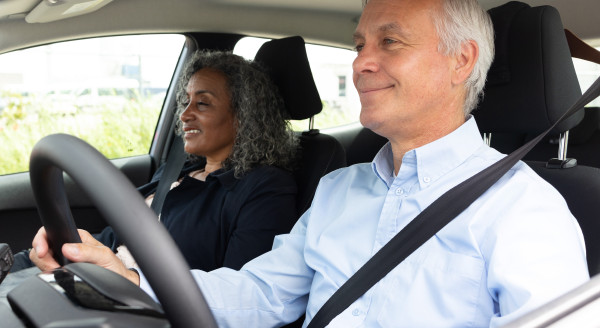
[352,44,379,75]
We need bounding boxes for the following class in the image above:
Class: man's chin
[359,116,386,138]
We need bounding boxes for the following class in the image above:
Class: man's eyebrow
[353,22,406,43]
[378,22,404,35]
[352,31,364,44]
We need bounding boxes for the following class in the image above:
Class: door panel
[0,155,153,253]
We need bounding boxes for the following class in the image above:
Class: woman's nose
[179,103,193,122]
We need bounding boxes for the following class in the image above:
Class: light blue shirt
[140,117,589,327]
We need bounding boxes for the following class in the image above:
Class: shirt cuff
[137,268,160,303]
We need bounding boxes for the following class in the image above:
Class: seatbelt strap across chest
[150,136,186,216]
[307,76,600,328]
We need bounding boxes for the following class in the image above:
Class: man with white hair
[31,0,589,326]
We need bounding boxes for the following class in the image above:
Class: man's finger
[62,242,126,274]
[29,246,60,272]
[31,227,49,257]
[77,229,104,246]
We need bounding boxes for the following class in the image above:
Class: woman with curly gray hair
[13,50,299,274]
[175,50,298,177]
[132,50,300,271]
[27,50,297,271]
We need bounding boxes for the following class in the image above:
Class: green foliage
[0,90,161,175]
[0,93,357,176]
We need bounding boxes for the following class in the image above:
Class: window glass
[0,34,185,175]
[234,37,360,131]
[573,55,600,107]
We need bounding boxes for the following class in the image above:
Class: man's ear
[452,39,478,85]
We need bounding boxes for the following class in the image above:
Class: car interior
[472,1,600,277]
[3,32,342,328]
[1,0,600,326]
[252,36,347,215]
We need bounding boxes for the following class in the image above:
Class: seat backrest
[333,126,388,165]
[526,161,600,275]
[254,36,346,215]
[474,1,600,275]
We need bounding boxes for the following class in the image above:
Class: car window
[0,34,185,176]
[234,37,360,131]
[574,54,600,106]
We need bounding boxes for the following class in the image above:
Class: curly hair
[175,50,298,178]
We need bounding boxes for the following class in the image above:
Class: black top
[10,162,298,272]
[98,161,299,271]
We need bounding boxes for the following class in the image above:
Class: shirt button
[423,176,431,183]
[395,188,404,195]
[352,309,361,316]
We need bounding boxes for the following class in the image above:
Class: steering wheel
[28,133,217,328]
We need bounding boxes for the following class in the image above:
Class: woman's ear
[452,39,479,86]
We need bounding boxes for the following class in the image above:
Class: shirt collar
[372,116,484,188]
[372,142,395,187]
[208,167,238,190]
[181,160,239,190]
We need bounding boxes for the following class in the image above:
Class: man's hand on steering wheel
[30,227,140,286]
[28,134,217,327]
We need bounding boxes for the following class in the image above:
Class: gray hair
[432,0,494,116]
[175,50,298,178]
[362,0,495,116]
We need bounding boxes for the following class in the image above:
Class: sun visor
[25,0,113,23]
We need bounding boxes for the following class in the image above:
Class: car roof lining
[0,0,358,55]
[2,0,600,55]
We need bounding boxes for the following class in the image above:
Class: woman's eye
[196,101,211,110]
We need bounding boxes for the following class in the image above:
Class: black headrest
[254,36,323,120]
[473,1,583,135]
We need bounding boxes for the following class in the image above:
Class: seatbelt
[150,136,186,216]
[307,76,600,328]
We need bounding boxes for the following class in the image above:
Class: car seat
[527,106,600,167]
[474,1,600,275]
[254,36,347,216]
[333,125,388,165]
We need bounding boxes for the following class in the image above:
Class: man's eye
[383,38,396,45]
[354,44,364,52]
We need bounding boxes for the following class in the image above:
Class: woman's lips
[183,128,201,138]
